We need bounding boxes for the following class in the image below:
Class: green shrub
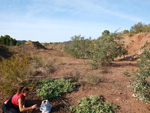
[64,32,127,69]
[90,32,127,69]
[123,30,129,34]
[64,35,93,59]
[130,22,144,33]
[0,55,30,95]
[129,49,150,103]
[36,78,76,100]
[102,30,110,36]
[130,22,150,33]
[0,35,19,46]
[129,32,133,37]
[70,95,119,113]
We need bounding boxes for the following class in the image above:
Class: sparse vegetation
[90,32,127,69]
[0,55,30,95]
[129,32,133,37]
[63,69,81,82]
[79,72,101,85]
[36,78,76,100]
[64,35,93,59]
[0,47,53,95]
[130,22,150,33]
[123,30,129,34]
[129,49,150,103]
[43,42,53,47]
[64,31,127,69]
[63,70,102,85]
[70,95,119,113]
[31,56,56,74]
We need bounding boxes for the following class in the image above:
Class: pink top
[11,93,25,107]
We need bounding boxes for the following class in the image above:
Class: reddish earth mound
[123,33,150,56]
[25,41,46,49]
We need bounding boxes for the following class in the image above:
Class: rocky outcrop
[25,41,46,49]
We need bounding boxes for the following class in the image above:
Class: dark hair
[17,87,29,95]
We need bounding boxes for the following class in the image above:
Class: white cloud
[25,0,142,22]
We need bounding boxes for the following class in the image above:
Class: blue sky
[0,0,150,42]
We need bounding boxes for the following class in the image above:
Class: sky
[0,0,150,43]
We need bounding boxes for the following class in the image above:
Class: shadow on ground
[0,45,13,61]
[26,96,71,113]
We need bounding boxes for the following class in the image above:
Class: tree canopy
[0,35,19,46]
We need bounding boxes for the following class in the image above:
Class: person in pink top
[2,87,37,113]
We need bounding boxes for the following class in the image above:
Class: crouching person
[2,87,37,113]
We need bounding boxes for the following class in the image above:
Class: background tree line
[0,35,19,46]
[123,22,150,34]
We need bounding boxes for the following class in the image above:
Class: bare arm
[18,98,37,112]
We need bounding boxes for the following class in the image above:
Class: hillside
[123,33,150,57]
[1,33,150,113]
[46,42,66,51]
[24,41,46,49]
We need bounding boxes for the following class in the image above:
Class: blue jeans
[2,103,19,113]
[2,103,12,113]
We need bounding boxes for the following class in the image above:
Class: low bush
[63,70,102,85]
[129,32,133,37]
[130,22,150,33]
[36,78,76,100]
[64,35,93,59]
[90,32,127,69]
[70,95,119,113]
[63,69,81,82]
[31,56,56,74]
[64,32,127,69]
[129,49,150,103]
[0,55,30,95]
[79,72,101,85]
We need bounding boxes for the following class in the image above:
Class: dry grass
[63,69,103,85]
[79,72,102,85]
[0,55,30,95]
[31,55,57,75]
[63,69,81,82]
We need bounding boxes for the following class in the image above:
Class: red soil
[24,49,150,113]
[1,33,150,113]
[123,33,150,56]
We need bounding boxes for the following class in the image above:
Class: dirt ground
[1,48,150,113]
